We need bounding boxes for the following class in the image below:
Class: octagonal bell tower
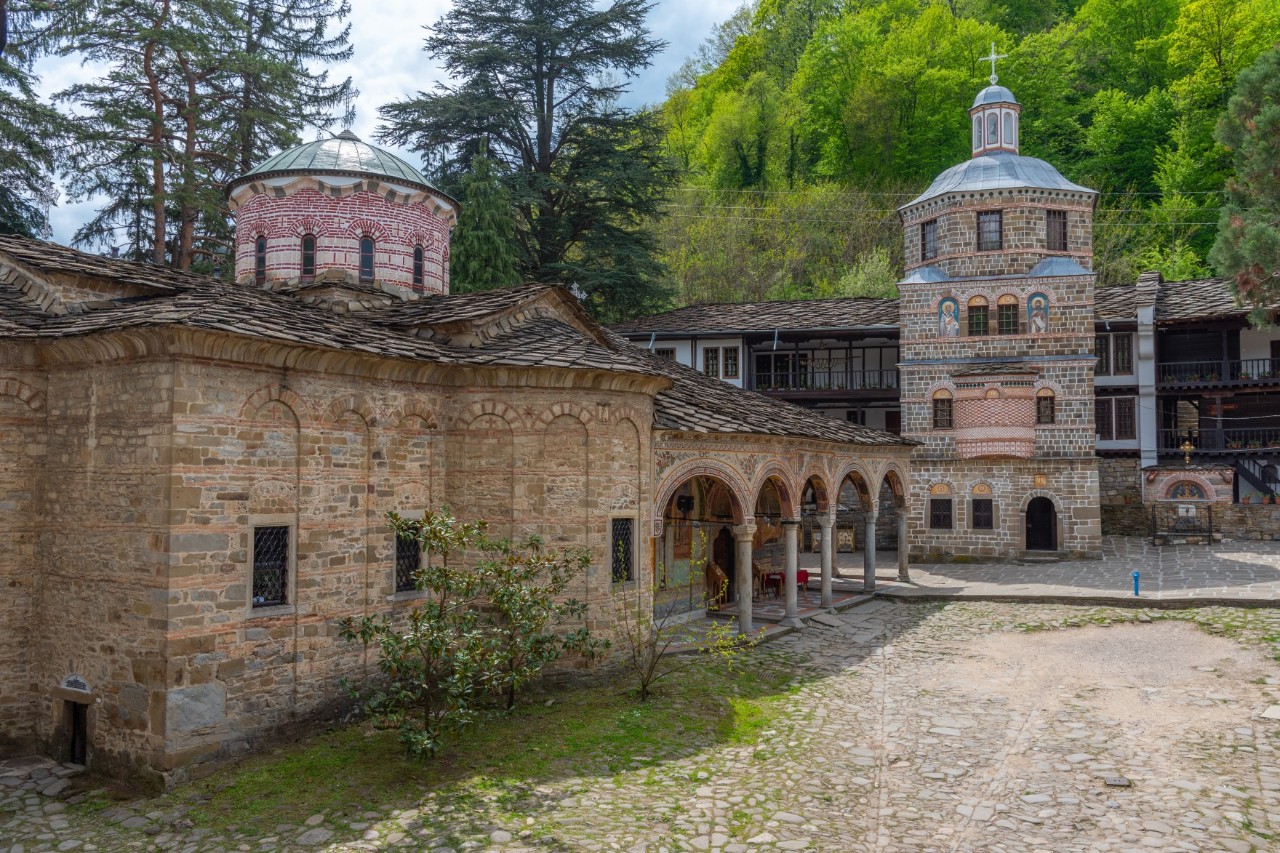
[226,130,458,298]
[897,53,1102,562]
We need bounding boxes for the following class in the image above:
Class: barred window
[1036,389,1055,425]
[359,236,375,281]
[395,535,420,593]
[611,518,634,583]
[703,347,719,378]
[301,234,316,280]
[921,219,938,261]
[997,297,1019,335]
[977,211,1002,252]
[967,297,989,336]
[722,346,739,379]
[252,526,289,607]
[1096,398,1114,440]
[254,235,267,283]
[1115,397,1136,440]
[932,390,954,430]
[1095,334,1112,375]
[929,498,953,530]
[971,498,994,530]
[1113,334,1133,374]
[1047,209,1068,252]
[412,245,425,290]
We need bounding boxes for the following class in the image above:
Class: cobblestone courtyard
[5,594,1280,852]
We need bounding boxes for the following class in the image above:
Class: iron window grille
[1114,397,1136,440]
[254,235,267,283]
[1036,393,1055,425]
[252,526,289,607]
[1046,209,1068,252]
[972,498,994,530]
[1096,399,1114,440]
[929,498,953,530]
[933,397,954,430]
[1113,334,1133,374]
[611,518,634,583]
[703,347,719,378]
[301,234,316,280]
[921,219,938,261]
[977,211,1002,252]
[1095,334,1112,375]
[723,346,740,379]
[997,303,1019,335]
[359,236,375,281]
[412,246,424,289]
[395,535,421,593]
[968,305,989,336]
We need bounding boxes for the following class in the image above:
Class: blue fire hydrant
[1132,571,1140,597]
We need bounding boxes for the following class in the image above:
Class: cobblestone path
[4,600,1280,852]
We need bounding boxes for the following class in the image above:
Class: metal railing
[1158,427,1280,453]
[1150,503,1213,543]
[1159,357,1280,385]
[754,367,899,393]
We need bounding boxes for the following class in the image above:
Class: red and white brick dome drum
[226,130,458,296]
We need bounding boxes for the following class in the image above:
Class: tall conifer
[450,143,519,293]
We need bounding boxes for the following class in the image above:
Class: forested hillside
[655,0,1280,304]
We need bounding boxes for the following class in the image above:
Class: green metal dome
[231,129,446,197]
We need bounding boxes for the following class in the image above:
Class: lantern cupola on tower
[969,44,1019,156]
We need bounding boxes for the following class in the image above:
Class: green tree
[450,142,520,293]
[378,0,673,322]
[1210,45,1280,308]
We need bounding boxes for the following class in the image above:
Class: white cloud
[31,0,745,244]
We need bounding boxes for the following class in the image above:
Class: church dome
[971,85,1017,108]
[228,129,448,198]
[903,151,1094,209]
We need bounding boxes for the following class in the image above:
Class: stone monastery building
[0,133,911,784]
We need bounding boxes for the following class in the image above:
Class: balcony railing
[754,368,899,394]
[1158,427,1280,453]
[1159,357,1280,386]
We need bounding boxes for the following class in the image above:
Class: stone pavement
[5,599,1280,852]
[862,536,1280,604]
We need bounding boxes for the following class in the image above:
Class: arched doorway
[657,476,744,619]
[1025,496,1057,551]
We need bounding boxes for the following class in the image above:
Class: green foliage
[378,0,673,322]
[1211,44,1280,308]
[339,508,604,759]
[450,143,520,293]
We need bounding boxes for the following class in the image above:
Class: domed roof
[972,85,1017,108]
[230,130,446,197]
[901,151,1095,209]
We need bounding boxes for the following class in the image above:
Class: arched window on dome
[932,389,954,430]
[254,235,267,284]
[967,296,989,336]
[986,112,998,147]
[359,236,375,281]
[1003,111,1015,148]
[412,245,424,290]
[301,234,316,280]
[972,116,982,151]
[1036,388,1056,425]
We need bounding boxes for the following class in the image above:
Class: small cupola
[969,43,1019,157]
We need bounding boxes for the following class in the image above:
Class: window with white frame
[722,346,739,379]
[702,347,719,377]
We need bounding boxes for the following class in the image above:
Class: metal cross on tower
[981,42,1007,85]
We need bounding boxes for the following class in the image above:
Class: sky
[34,0,746,245]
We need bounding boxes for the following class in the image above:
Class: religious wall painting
[938,297,960,338]
[1166,480,1207,501]
[1028,293,1049,334]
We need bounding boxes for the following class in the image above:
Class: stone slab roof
[613,297,900,335]
[1093,285,1136,322]
[950,362,1037,377]
[1155,277,1247,322]
[0,236,908,448]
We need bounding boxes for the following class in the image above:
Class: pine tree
[1210,45,1280,309]
[450,143,519,293]
[379,0,673,322]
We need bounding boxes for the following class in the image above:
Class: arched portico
[655,472,749,625]
[881,467,910,581]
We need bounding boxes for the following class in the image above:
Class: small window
[254,235,267,283]
[1003,111,1014,147]
[395,535,420,593]
[252,526,289,607]
[1113,334,1133,374]
[1115,397,1136,440]
[1036,389,1055,425]
[301,234,316,280]
[921,219,938,261]
[972,498,994,530]
[412,245,424,289]
[1096,398,1114,440]
[932,390,954,430]
[653,347,676,360]
[973,116,982,150]
[359,236,375,281]
[986,112,998,147]
[967,297,989,337]
[703,347,720,378]
[1095,334,1112,376]
[722,346,740,379]
[929,498,953,530]
[1047,209,1068,252]
[611,518,634,583]
[977,211,1002,252]
[997,296,1019,335]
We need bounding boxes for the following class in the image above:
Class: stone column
[733,523,756,636]
[863,512,878,592]
[819,513,835,609]
[781,519,802,627]
[897,506,910,582]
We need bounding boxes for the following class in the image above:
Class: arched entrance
[1025,496,1057,551]
[657,476,744,619]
